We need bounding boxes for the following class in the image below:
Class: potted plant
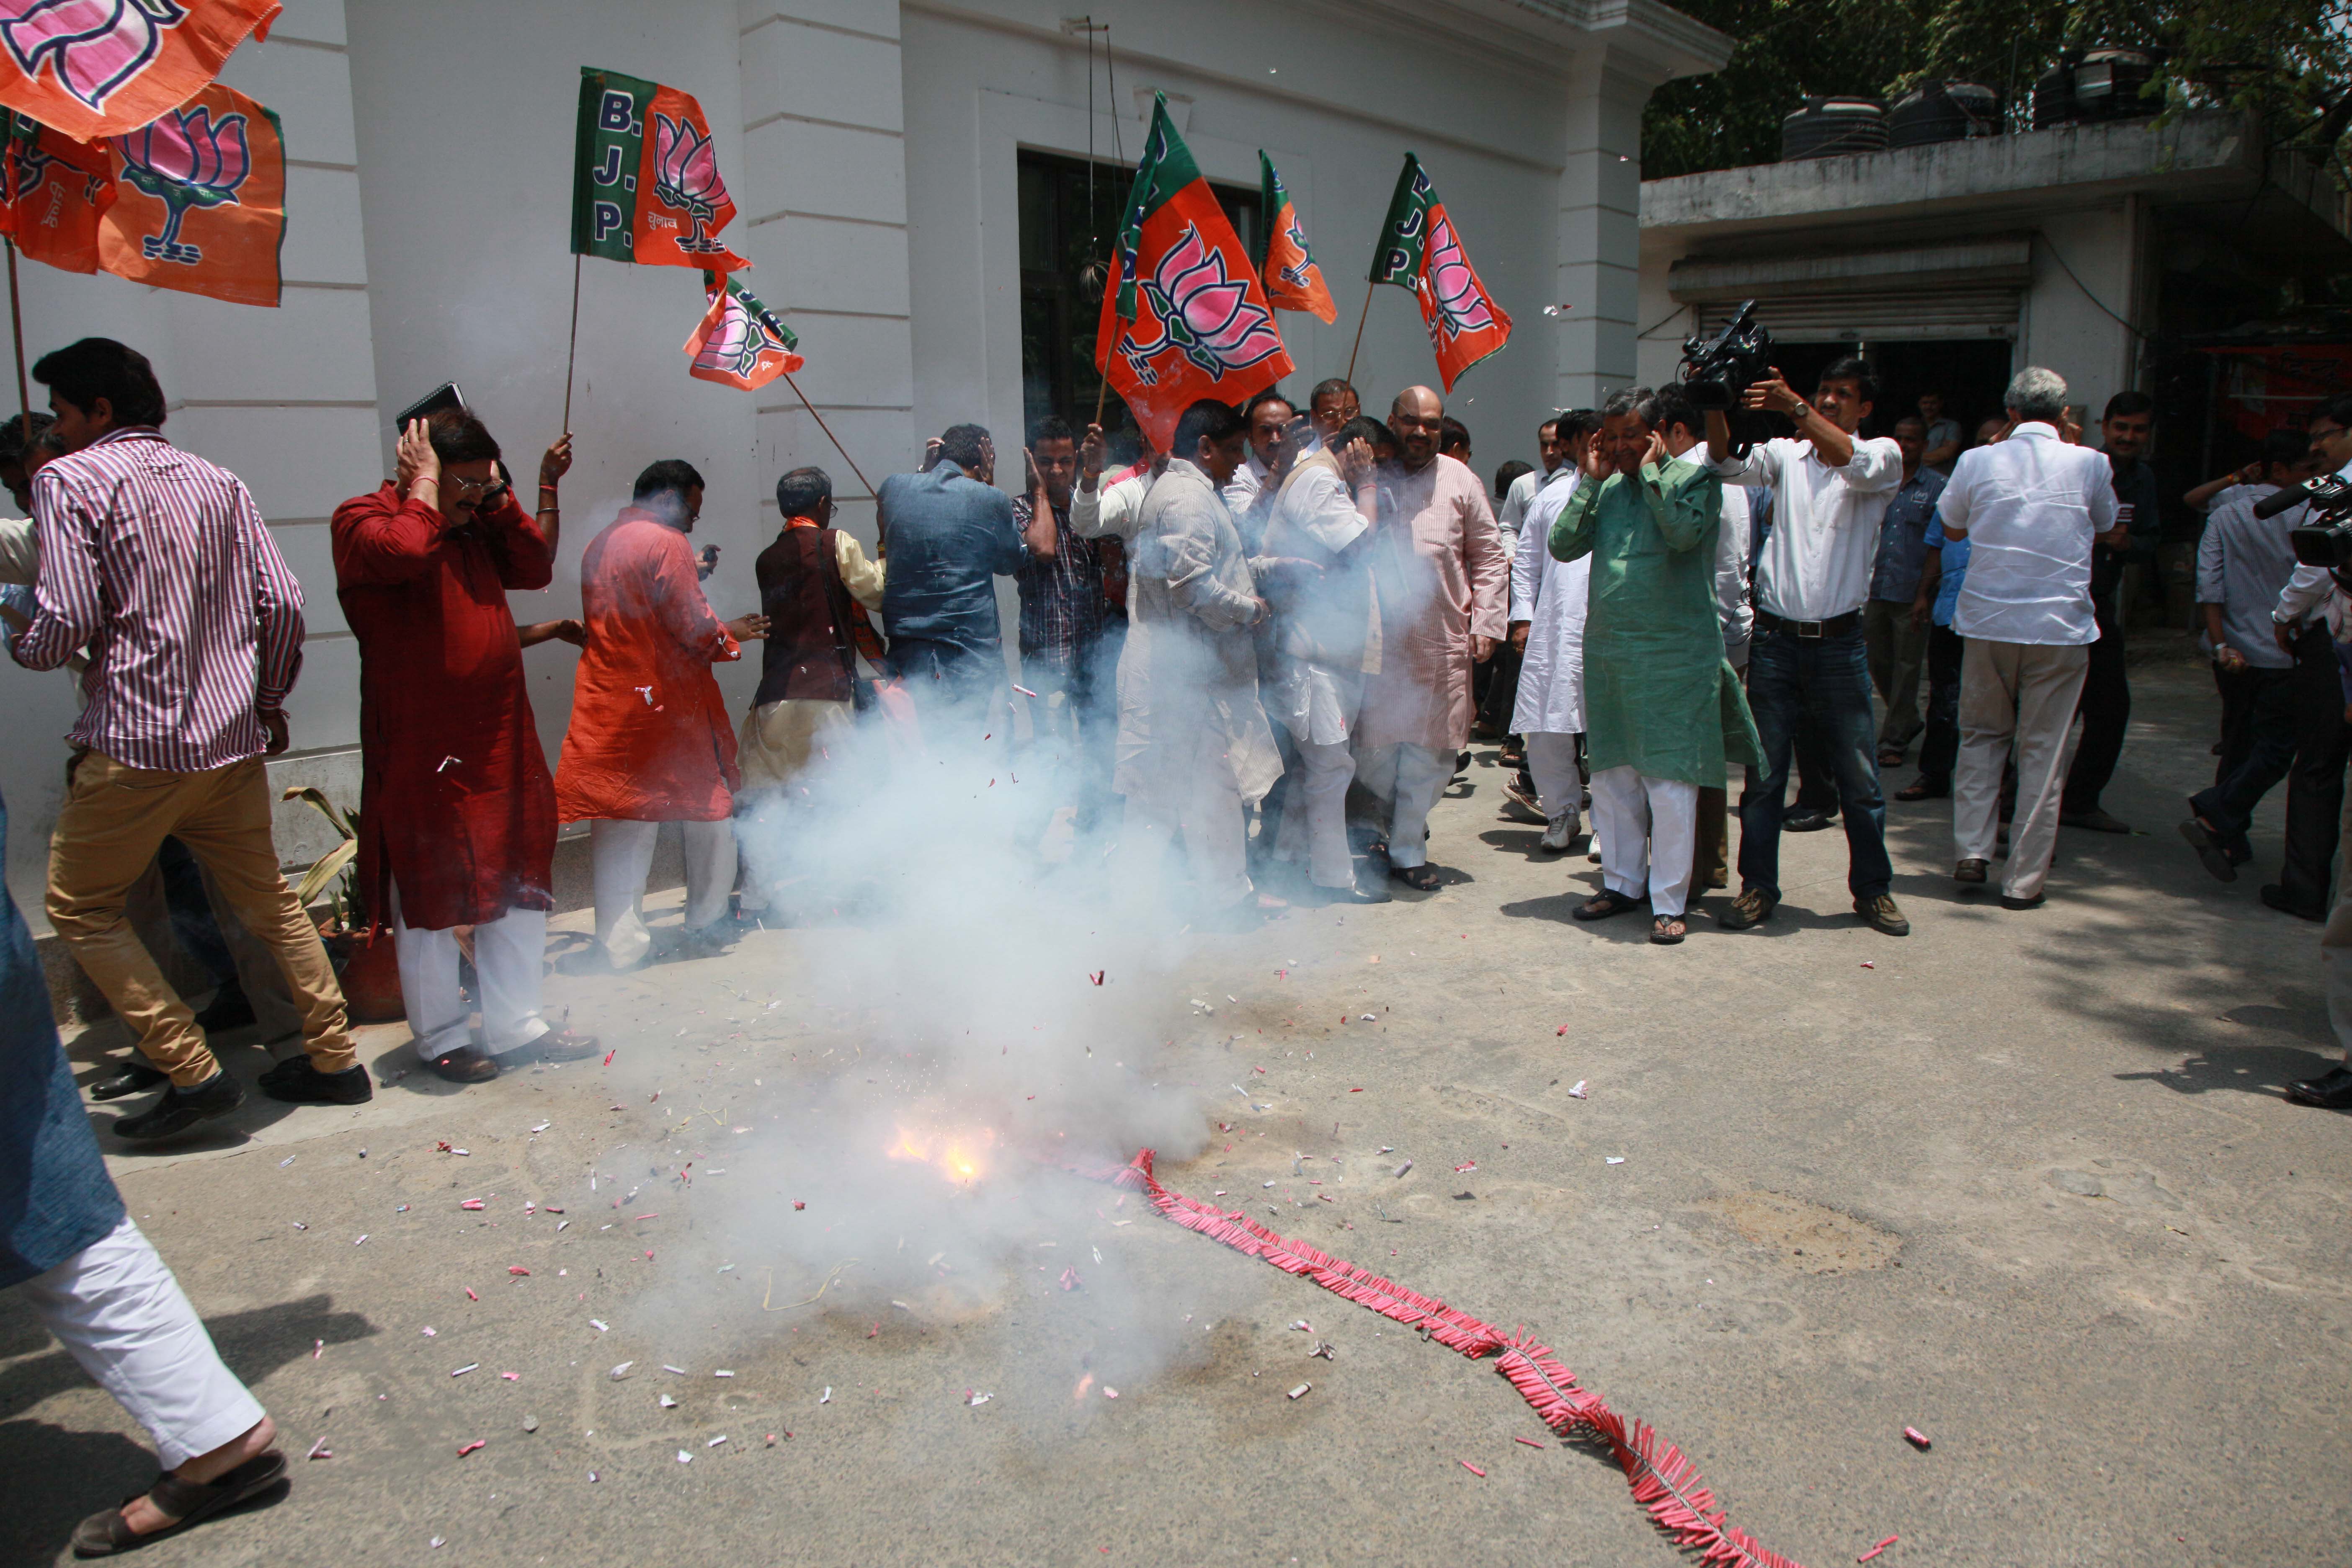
[280,786,404,1024]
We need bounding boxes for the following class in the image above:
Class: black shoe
[1999,892,2047,910]
[2178,816,2238,883]
[258,1057,374,1106]
[90,1061,168,1101]
[2286,1065,2352,1109]
[113,1073,244,1141]
[2260,884,2325,923]
[2061,807,2132,834]
[1783,809,1835,833]
[192,981,256,1033]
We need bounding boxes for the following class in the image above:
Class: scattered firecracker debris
[509,1266,530,1276]
[311,1339,323,1359]
[1903,1426,1932,1450]
[1454,1161,1477,1173]
[602,1050,615,1066]
[1287,1383,1311,1400]
[1514,1436,1546,1449]
[793,1201,806,1211]
[456,1440,485,1458]
[1568,1081,1588,1099]
[1059,1266,1081,1291]
[1556,1025,1568,1036]
[500,1372,520,1382]
[306,1438,332,1460]
[464,1288,477,1301]
[1460,1460,1486,1477]
[1090,971,1105,985]
[461,1200,485,1211]
[1858,1536,1898,1563]
[1861,961,1875,970]
[451,1364,478,1377]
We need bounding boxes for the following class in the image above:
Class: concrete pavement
[5,658,2348,1567]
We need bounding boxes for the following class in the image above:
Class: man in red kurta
[556,461,768,969]
[333,410,598,1083]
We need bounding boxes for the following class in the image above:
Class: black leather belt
[1754,607,1863,639]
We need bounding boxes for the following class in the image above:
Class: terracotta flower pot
[327,928,405,1024]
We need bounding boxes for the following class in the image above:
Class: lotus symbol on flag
[1423,214,1496,340]
[1277,213,1315,290]
[113,101,248,263]
[1122,224,1284,385]
[700,297,776,381]
[0,0,184,114]
[652,111,731,254]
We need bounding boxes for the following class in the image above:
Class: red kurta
[332,482,557,932]
[555,510,741,823]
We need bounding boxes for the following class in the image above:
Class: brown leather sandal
[72,1450,286,1557]
[430,1046,500,1083]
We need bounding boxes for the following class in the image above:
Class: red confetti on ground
[1514,1436,1546,1449]
[1857,1537,1898,1563]
[1556,1025,1568,1036]
[464,1288,477,1301]
[1460,1461,1486,1477]
[508,1266,529,1276]
[456,1440,485,1458]
[793,1201,806,1211]
[1070,1149,1808,1568]
[1902,1426,1931,1449]
[602,1050,615,1066]
[1059,1266,1081,1291]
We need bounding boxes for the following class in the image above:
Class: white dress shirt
[1719,433,1903,622]
[1715,483,1755,666]
[1939,422,2119,645]
[1070,464,1155,541]
[1222,450,1271,516]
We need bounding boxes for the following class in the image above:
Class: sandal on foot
[73,1450,287,1557]
[1572,888,1643,922]
[1649,914,1686,944]
[429,1047,499,1084]
[1895,779,1948,802]
[1387,863,1441,892]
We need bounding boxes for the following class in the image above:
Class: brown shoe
[1954,858,1988,884]
[519,1028,601,1064]
[1856,893,1911,936]
[429,1046,500,1083]
[1715,888,1777,929]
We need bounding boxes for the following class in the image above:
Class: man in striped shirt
[11,338,366,1140]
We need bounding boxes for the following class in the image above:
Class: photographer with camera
[2261,397,2352,926]
[1703,357,1909,937]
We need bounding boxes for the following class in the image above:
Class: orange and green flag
[571,67,747,273]
[1256,151,1333,323]
[1095,93,1291,452]
[0,0,279,142]
[100,78,282,305]
[683,270,803,391]
[1370,152,1510,392]
[1,109,115,273]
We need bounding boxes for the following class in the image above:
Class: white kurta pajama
[1113,459,1283,908]
[1509,469,1590,828]
[1356,454,1510,869]
[1260,453,1375,888]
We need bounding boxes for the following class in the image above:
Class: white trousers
[18,1217,265,1470]
[389,882,548,1060]
[1954,639,2088,902]
[1524,731,1584,830]
[1278,738,1358,888]
[589,818,738,969]
[1589,764,1698,916]
[1123,766,1251,910]
[1362,743,1452,869]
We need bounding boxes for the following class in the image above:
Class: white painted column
[1553,45,1659,410]
[736,0,915,550]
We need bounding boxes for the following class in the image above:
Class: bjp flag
[571,67,748,273]
[1256,152,1333,323]
[95,77,283,305]
[1094,94,1292,452]
[0,0,279,143]
[683,270,803,391]
[1,110,115,273]
[1369,152,1510,392]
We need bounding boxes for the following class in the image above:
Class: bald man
[1355,385,1509,891]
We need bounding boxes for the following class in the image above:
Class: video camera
[2256,472,2352,577]
[1678,299,1775,458]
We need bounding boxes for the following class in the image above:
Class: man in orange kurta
[1356,386,1509,890]
[555,461,768,968]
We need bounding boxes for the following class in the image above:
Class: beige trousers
[1953,640,2089,902]
[47,752,355,1087]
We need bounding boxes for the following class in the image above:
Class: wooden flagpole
[560,253,583,431]
[779,369,874,500]
[5,239,26,428]
[1343,278,1375,388]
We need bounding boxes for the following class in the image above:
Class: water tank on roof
[2032,53,2081,129]
[2071,49,2159,121]
[1887,81,2002,148]
[1779,97,1888,161]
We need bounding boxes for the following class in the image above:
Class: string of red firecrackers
[1074,1148,1807,1568]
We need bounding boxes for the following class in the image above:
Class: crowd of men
[7,333,2352,1554]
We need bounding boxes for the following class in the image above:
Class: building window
[1019,148,1260,461]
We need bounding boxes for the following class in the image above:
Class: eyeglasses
[448,475,500,498]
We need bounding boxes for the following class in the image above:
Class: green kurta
[1549,458,1761,787]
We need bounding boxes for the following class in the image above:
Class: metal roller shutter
[1696,286,2020,343]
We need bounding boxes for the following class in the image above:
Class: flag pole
[779,369,875,501]
[560,253,582,432]
[1344,279,1374,388]
[5,239,26,428]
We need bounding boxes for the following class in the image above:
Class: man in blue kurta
[1550,387,1761,944]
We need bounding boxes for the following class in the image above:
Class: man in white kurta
[1114,404,1283,914]
[1507,462,1589,851]
[1260,420,1382,896]
[1355,387,1510,890]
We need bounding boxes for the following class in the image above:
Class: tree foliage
[1643,0,2352,180]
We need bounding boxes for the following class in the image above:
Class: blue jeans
[1738,627,1893,902]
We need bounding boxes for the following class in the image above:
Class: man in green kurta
[1550,387,1761,943]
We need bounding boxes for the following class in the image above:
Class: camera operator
[2265,395,2352,928]
[1704,358,1910,938]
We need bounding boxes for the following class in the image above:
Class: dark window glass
[1017,148,1260,464]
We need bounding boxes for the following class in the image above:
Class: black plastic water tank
[1887,80,2001,148]
[1779,96,1888,161]
[2071,49,2159,121]
[2032,53,2081,128]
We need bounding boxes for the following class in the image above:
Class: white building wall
[2022,203,2141,423]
